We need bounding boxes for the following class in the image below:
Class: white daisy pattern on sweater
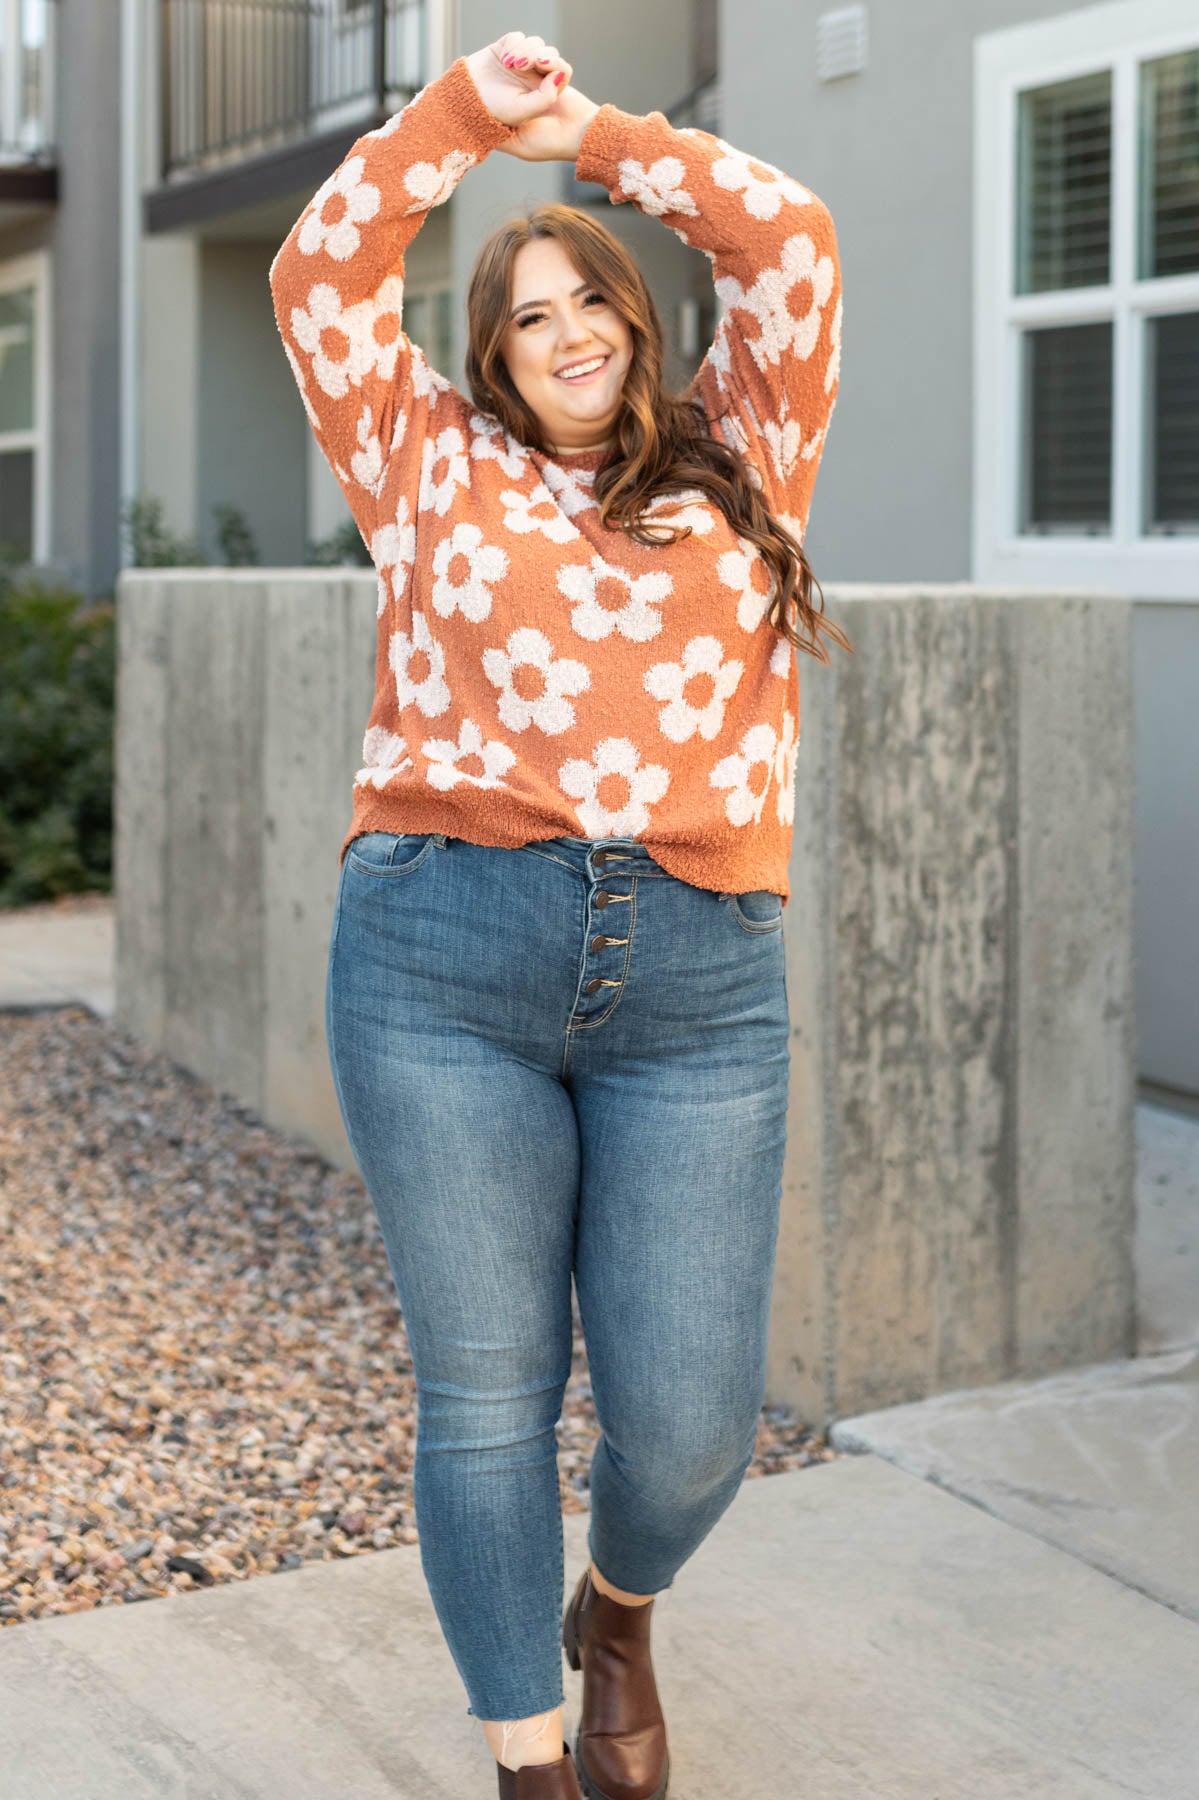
[389,612,450,717]
[711,148,814,220]
[640,487,718,542]
[355,726,412,789]
[371,496,417,615]
[268,55,841,901]
[481,627,591,735]
[717,540,775,633]
[501,482,583,544]
[350,402,388,495]
[826,294,843,395]
[423,717,517,790]
[401,149,478,215]
[298,158,380,261]
[558,558,672,644]
[709,722,780,827]
[469,414,534,479]
[560,738,671,837]
[611,155,699,221]
[420,426,471,516]
[644,637,744,743]
[430,521,508,622]
[281,340,322,434]
[773,710,799,825]
[715,234,835,379]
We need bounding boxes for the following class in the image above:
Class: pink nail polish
[555,71,566,85]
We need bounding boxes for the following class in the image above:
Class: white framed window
[974,0,1199,598]
[0,249,50,566]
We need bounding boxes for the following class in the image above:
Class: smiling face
[501,235,634,455]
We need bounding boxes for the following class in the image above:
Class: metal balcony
[159,0,427,182]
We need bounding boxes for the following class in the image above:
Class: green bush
[0,565,115,907]
[306,516,373,567]
[213,502,259,567]
[0,494,369,907]
[121,495,207,567]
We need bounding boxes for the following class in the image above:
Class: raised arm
[573,102,842,538]
[267,57,516,547]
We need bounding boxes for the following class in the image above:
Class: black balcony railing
[0,0,58,163]
[160,0,427,181]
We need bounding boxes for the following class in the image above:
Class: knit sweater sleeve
[574,103,842,540]
[268,57,515,549]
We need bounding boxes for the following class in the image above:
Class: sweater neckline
[532,444,611,472]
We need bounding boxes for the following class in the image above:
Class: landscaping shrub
[0,566,115,907]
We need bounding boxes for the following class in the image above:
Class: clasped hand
[465,31,600,162]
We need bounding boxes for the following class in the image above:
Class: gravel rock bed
[0,1005,836,1627]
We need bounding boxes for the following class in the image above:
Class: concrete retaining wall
[114,573,1136,1423]
[777,586,1135,1422]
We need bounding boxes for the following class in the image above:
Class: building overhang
[143,115,392,234]
[0,162,57,221]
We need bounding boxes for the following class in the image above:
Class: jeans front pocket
[346,831,442,878]
[722,889,784,934]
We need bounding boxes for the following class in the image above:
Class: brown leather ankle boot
[495,1743,584,1799]
[562,1566,670,1800]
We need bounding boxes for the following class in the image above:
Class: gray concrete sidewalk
[0,893,114,1019]
[1,1453,1197,1798]
[831,1342,1199,1624]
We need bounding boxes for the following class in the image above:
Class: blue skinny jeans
[325,830,790,1723]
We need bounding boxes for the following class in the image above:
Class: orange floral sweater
[269,55,841,901]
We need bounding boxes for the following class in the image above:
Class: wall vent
[816,5,868,83]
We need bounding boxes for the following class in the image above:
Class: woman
[269,27,844,1799]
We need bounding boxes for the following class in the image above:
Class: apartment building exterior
[1,0,1194,1091]
[0,0,114,583]
[134,0,719,576]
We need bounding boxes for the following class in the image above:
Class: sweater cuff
[574,102,644,188]
[434,55,519,154]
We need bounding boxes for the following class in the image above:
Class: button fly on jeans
[591,935,608,952]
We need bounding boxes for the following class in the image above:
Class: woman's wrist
[567,97,602,160]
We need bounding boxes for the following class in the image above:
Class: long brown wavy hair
[463,200,850,665]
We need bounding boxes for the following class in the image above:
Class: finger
[507,34,547,63]
[502,33,545,64]
[497,40,536,70]
[503,47,569,82]
[493,31,535,66]
[512,79,561,118]
[527,48,571,81]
